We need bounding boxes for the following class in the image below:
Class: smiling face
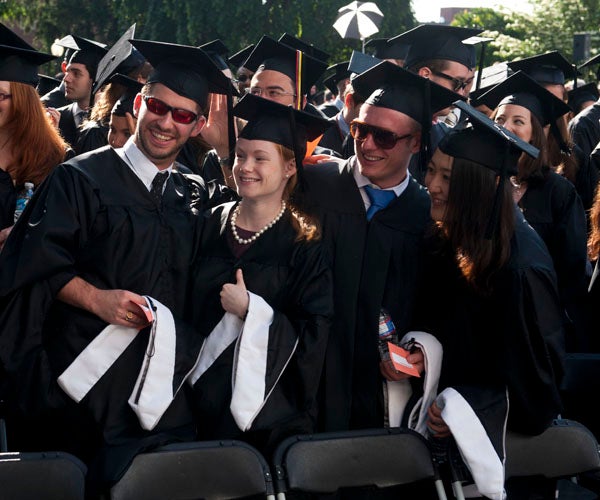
[133,83,205,170]
[233,138,296,204]
[425,148,453,222]
[355,103,421,189]
[493,103,533,143]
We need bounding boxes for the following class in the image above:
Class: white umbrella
[333,1,384,51]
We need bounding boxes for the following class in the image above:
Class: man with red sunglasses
[301,62,459,445]
[0,40,235,493]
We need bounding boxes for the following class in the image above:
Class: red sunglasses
[143,96,198,125]
[350,121,413,150]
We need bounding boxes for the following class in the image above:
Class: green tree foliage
[0,0,416,68]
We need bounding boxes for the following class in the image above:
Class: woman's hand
[220,268,249,319]
[379,348,424,381]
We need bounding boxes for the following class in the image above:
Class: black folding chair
[0,450,87,500]
[272,427,447,499]
[110,439,275,500]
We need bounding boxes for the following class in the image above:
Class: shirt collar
[116,136,173,190]
[352,160,410,197]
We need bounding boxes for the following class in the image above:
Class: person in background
[481,70,591,352]
[107,75,142,149]
[420,104,564,499]
[0,24,69,248]
[189,93,333,456]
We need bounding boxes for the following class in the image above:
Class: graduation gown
[189,202,332,454]
[0,169,16,230]
[519,171,590,350]
[0,146,216,486]
[57,102,83,150]
[412,212,565,437]
[568,99,600,160]
[75,120,108,155]
[301,156,432,431]
[317,114,346,158]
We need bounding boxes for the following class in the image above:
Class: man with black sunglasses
[0,39,235,493]
[300,62,458,450]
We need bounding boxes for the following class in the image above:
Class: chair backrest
[505,419,600,479]
[110,439,274,500]
[0,451,87,500]
[272,427,445,498]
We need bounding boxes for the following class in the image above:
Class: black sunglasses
[143,96,198,125]
[430,70,473,93]
[350,121,412,150]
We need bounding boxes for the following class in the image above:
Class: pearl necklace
[230,200,287,245]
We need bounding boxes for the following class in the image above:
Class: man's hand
[200,93,234,158]
[379,348,425,381]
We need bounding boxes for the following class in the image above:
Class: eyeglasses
[430,70,473,93]
[245,87,297,99]
[142,96,198,125]
[350,121,413,150]
[0,93,12,102]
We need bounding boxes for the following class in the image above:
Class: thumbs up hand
[220,268,250,320]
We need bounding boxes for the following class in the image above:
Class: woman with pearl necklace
[188,94,333,455]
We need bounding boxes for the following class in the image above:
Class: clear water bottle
[14,181,34,223]
[378,308,398,361]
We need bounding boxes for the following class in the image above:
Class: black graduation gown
[519,171,590,350]
[300,156,432,431]
[568,100,600,159]
[75,120,109,155]
[189,202,333,454]
[57,102,82,150]
[317,114,346,158]
[41,83,68,109]
[0,169,15,230]
[412,212,565,436]
[0,146,214,486]
[572,143,600,214]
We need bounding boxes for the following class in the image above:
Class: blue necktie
[364,185,396,221]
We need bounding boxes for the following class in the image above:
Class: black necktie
[150,172,169,205]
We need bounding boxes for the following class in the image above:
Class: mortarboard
[469,62,512,105]
[567,81,599,113]
[439,100,539,238]
[199,39,229,71]
[129,39,237,109]
[507,51,577,86]
[278,33,330,63]
[578,53,600,82]
[364,38,410,61]
[478,70,571,126]
[348,50,380,77]
[110,74,143,117]
[234,93,331,181]
[390,24,483,70]
[228,44,255,69]
[242,35,328,98]
[0,24,57,87]
[93,24,145,94]
[61,35,108,80]
[323,61,350,95]
[351,60,464,124]
[36,74,62,96]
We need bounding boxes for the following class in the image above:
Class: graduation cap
[323,61,350,95]
[348,50,380,78]
[507,51,577,86]
[234,93,331,181]
[199,39,229,71]
[364,38,410,61]
[93,24,145,94]
[228,44,254,69]
[278,33,330,63]
[567,81,599,113]
[478,70,571,126]
[36,73,62,96]
[352,60,465,170]
[469,62,512,105]
[62,35,108,79]
[242,35,328,100]
[390,24,483,70]
[130,39,237,109]
[463,36,495,90]
[110,74,143,117]
[578,53,600,82]
[0,24,57,87]
[440,100,539,238]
